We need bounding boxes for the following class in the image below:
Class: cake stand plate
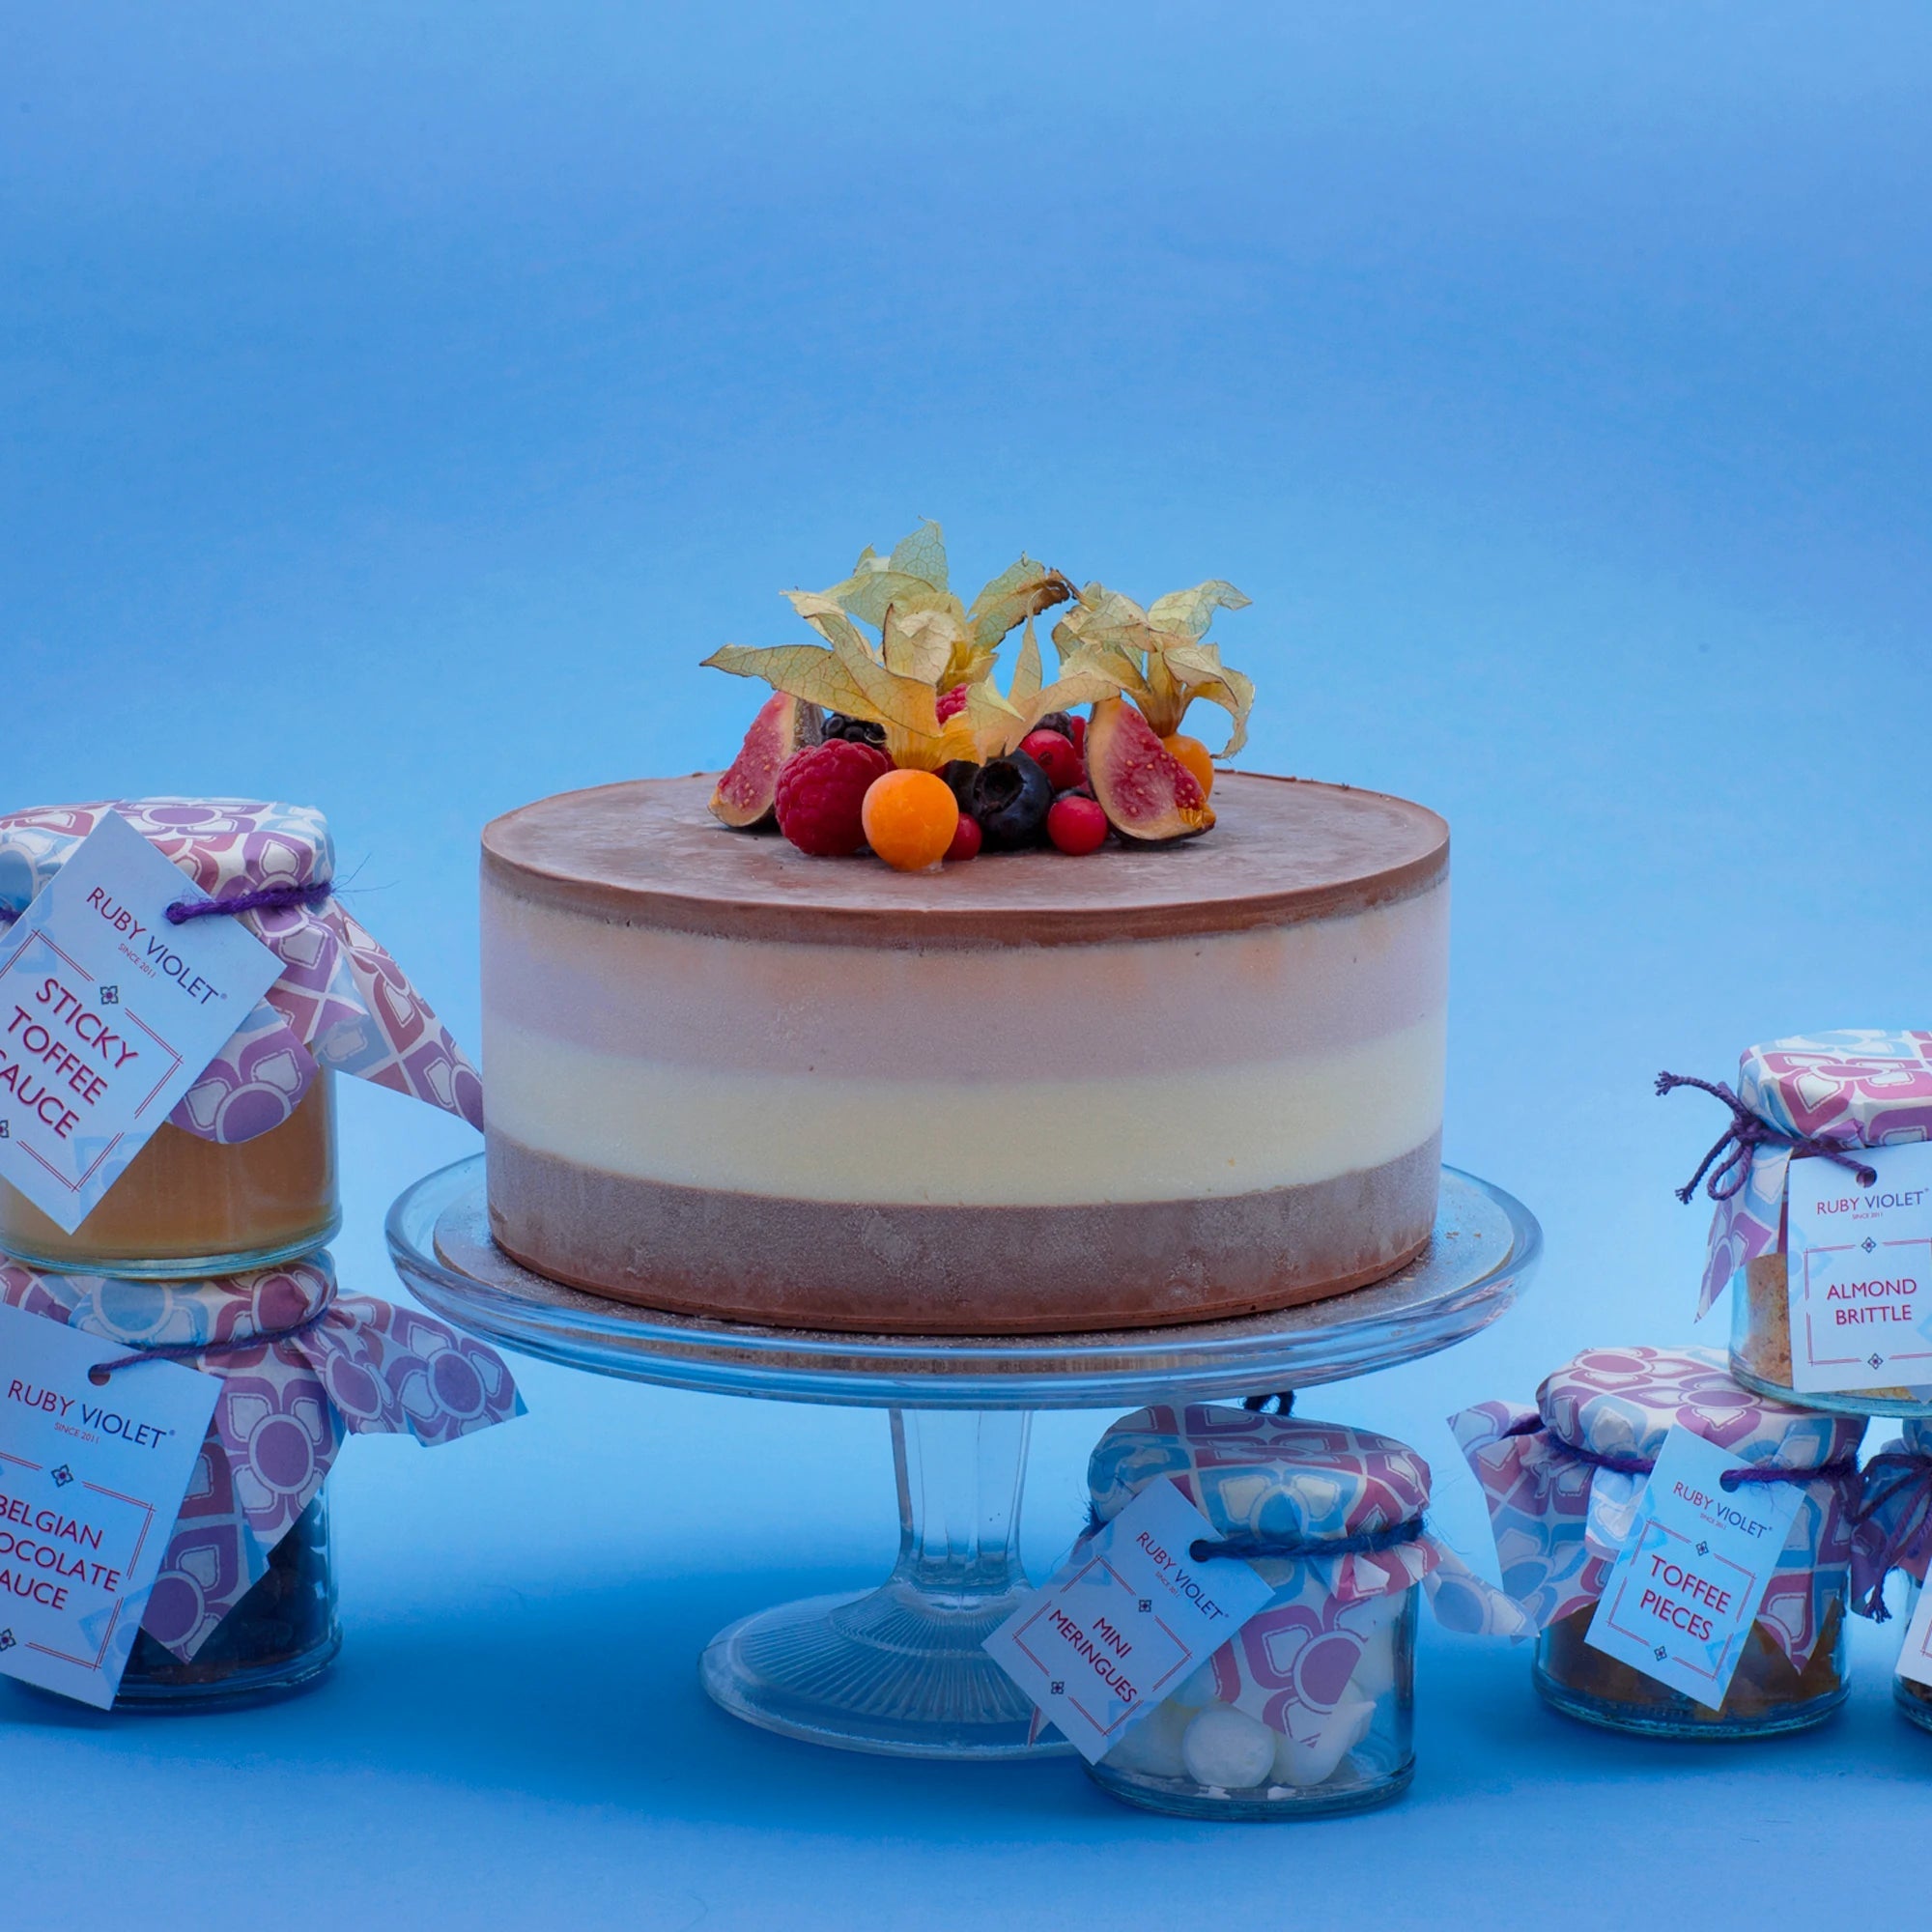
[386,1157,1540,1761]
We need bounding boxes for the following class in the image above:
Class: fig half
[709,693,824,829]
[1086,697,1215,842]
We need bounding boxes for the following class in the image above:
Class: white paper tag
[1783,1143,1932,1395]
[1584,1425,1803,1710]
[1895,1583,1932,1690]
[983,1480,1276,1764]
[0,1302,221,1706]
[0,812,283,1233]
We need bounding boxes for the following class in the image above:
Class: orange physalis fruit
[861,768,960,872]
[1161,732,1216,801]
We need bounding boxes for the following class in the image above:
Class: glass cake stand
[386,1156,1540,1761]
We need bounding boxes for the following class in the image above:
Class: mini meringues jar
[1457,1346,1865,1740]
[0,799,482,1276]
[1084,1404,1525,1820]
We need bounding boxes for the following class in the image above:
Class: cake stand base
[387,1158,1541,1761]
[702,1409,1056,1758]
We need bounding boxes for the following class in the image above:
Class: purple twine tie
[89,1292,342,1382]
[1849,1450,1932,1622]
[1503,1415,1860,1495]
[1657,1070,1877,1203]
[165,878,334,926]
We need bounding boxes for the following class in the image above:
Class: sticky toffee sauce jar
[0,1076,339,1278]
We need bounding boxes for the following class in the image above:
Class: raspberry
[935,684,969,723]
[775,741,893,856]
[1047,794,1108,856]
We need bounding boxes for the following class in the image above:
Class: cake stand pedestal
[386,1157,1540,1762]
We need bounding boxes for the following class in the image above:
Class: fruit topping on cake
[709,692,825,829]
[702,524,1255,866]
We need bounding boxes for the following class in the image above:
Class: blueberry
[1035,710,1076,740]
[939,759,982,811]
[970,752,1055,849]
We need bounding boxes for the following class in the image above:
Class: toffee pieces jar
[1457,1347,1864,1740]
[0,798,482,1276]
[1850,1420,1932,1733]
[1082,1405,1525,1820]
[1662,1033,1932,1418]
[0,1251,522,1712]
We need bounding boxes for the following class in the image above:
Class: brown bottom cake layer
[484,1132,1442,1334]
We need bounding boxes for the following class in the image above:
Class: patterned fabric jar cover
[0,799,483,1144]
[1692,1030,1932,1318]
[1852,1417,1932,1611]
[1453,1345,1865,1673]
[1088,1406,1526,1747]
[0,1251,523,1661]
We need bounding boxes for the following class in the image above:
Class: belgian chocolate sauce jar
[0,1250,522,1713]
[0,798,481,1277]
[1663,1034,1932,1420]
[1458,1347,1864,1741]
[1082,1405,1525,1820]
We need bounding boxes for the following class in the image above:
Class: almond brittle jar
[1083,1404,1525,1820]
[0,800,482,1276]
[0,1251,523,1711]
[1661,1034,1932,1419]
[1456,1347,1865,1740]
[1850,1419,1932,1732]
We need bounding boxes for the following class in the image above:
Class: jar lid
[1740,1030,1932,1151]
[1089,1403,1431,1541]
[1538,1345,1865,1470]
[0,798,333,914]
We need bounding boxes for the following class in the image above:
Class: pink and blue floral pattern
[0,1252,523,1660]
[0,799,483,1144]
[1089,1406,1527,1745]
[1693,1030,1932,1317]
[1453,1346,1863,1671]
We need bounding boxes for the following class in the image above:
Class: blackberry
[823,713,888,750]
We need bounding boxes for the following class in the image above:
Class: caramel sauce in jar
[0,1074,338,1276]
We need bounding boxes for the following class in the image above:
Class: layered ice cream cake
[479,769,1448,1333]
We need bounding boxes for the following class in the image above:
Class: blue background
[5,5,1930,1924]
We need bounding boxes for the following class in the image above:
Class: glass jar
[1897,1583,1932,1734]
[0,796,481,1280]
[1534,1598,1847,1739]
[1078,1403,1520,1820]
[0,1073,339,1277]
[1731,1251,1932,1419]
[1669,1032,1932,1419]
[1457,1345,1863,1742]
[115,1492,340,1712]
[1093,1584,1417,1820]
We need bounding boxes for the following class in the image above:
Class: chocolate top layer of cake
[482,772,1448,947]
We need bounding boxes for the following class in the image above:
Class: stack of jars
[0,798,513,1711]
[1663,1032,1932,1729]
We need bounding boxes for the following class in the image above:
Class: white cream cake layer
[483,1011,1446,1206]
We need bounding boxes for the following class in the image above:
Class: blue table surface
[5,6,1930,1924]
